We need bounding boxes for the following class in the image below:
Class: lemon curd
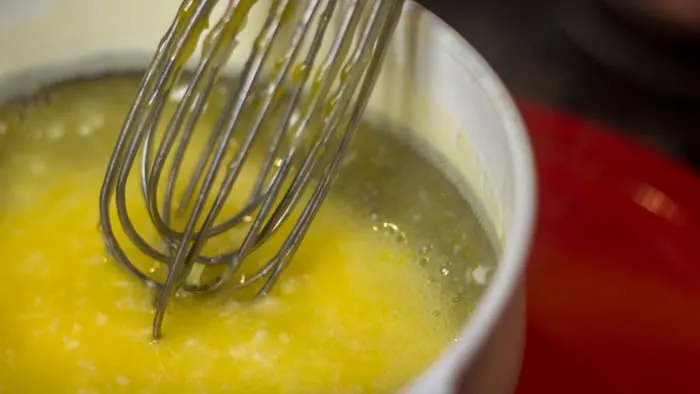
[0,75,496,393]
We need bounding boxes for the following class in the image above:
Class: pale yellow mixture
[0,77,458,393]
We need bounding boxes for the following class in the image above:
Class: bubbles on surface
[380,222,407,244]
[467,264,493,286]
[418,245,433,256]
[368,210,379,221]
[418,256,430,267]
[440,266,451,277]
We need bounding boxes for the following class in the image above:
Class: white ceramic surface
[0,1,536,393]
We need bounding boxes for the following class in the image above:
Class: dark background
[419,0,699,171]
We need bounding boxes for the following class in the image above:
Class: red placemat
[515,103,700,394]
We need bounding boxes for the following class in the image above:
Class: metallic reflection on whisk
[98,0,404,339]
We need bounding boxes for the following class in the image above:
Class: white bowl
[0,1,537,393]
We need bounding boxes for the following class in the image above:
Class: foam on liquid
[0,74,495,393]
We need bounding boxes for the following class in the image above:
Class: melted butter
[0,76,462,393]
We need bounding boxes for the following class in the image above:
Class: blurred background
[419,0,699,171]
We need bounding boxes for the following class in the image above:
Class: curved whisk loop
[99,0,405,339]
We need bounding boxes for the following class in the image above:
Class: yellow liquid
[0,76,460,393]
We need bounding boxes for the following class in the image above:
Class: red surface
[515,103,700,394]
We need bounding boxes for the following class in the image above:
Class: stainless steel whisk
[99,0,404,339]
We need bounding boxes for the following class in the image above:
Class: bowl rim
[403,2,537,391]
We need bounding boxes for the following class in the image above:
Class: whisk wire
[100,0,405,339]
[256,0,404,295]
[99,0,219,287]
[150,0,301,336]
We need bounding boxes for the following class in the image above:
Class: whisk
[99,0,404,339]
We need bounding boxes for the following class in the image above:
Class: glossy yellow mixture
[0,77,457,393]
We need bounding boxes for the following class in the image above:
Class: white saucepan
[0,0,537,393]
